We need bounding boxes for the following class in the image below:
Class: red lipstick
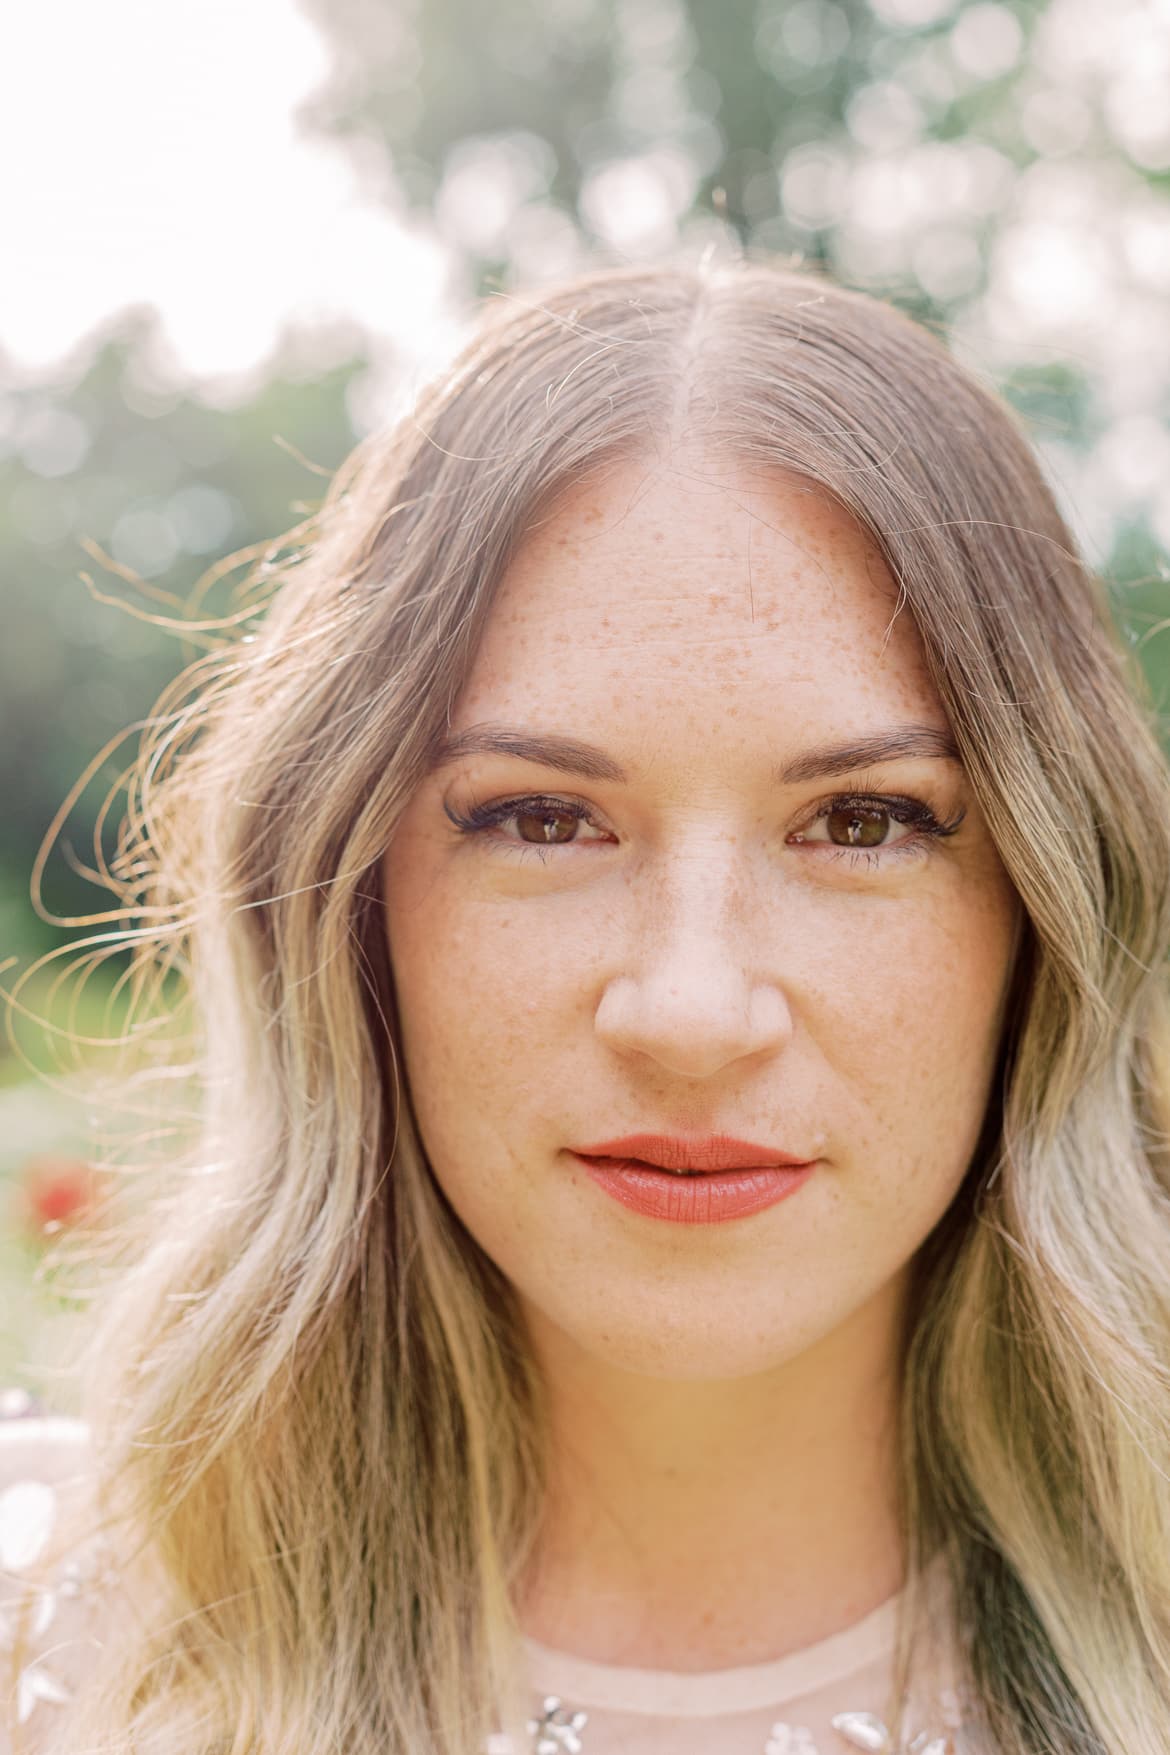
[568,1133,818,1225]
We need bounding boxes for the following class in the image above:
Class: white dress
[0,1400,979,1755]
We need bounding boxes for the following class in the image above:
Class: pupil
[828,805,887,848]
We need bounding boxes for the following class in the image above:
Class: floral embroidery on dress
[754,1712,963,1755]
[479,1689,970,1753]
[0,1420,120,1729]
[829,1673,976,1753]
[766,1724,821,1754]
[830,1712,953,1753]
[527,1695,589,1752]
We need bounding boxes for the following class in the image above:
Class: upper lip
[570,1133,815,1172]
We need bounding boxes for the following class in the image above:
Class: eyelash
[443,791,966,871]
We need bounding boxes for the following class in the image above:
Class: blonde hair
[9,259,1170,1754]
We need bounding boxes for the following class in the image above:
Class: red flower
[19,1155,104,1236]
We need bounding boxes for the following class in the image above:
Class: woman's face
[381,452,1021,1380]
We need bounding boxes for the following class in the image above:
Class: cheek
[382,876,565,1161]
[810,886,1016,1196]
[382,887,579,1275]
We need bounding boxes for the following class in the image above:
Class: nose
[592,846,795,1079]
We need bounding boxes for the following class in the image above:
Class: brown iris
[825,805,890,847]
[516,808,578,844]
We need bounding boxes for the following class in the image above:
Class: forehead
[457,451,944,740]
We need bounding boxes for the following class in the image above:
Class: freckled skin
[381,450,1022,1666]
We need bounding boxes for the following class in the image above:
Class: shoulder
[0,1401,123,1753]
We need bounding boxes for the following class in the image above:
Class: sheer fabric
[495,1552,977,1754]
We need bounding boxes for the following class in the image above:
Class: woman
[3,259,1170,1755]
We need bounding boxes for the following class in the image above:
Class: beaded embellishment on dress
[764,1726,820,1754]
[483,1691,970,1753]
[528,1695,590,1752]
[480,1691,975,1747]
[829,1712,955,1753]
[0,1399,122,1732]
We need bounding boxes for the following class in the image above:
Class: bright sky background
[4,0,1170,555]
[3,0,457,393]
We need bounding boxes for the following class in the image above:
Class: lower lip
[569,1154,818,1224]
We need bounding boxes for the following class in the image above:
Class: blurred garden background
[3,0,1169,1410]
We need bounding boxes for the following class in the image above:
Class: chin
[553,1301,829,1383]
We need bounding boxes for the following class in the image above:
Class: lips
[570,1132,814,1174]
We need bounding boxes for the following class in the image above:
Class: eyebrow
[428,722,962,786]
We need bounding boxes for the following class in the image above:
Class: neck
[516,1273,910,1671]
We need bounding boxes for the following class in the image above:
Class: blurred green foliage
[1,312,366,973]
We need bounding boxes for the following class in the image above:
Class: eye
[789,793,965,864]
[444,793,609,852]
